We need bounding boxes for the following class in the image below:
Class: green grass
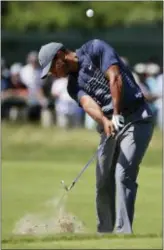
[2,236,162,249]
[2,123,163,249]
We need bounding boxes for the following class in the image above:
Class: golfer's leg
[96,133,118,233]
[115,121,154,234]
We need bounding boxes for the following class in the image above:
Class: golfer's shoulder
[79,39,103,52]
[85,39,115,56]
[80,38,101,48]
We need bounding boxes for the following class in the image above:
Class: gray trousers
[96,120,154,233]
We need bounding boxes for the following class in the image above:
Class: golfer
[38,39,154,234]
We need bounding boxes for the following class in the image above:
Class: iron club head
[61,180,69,191]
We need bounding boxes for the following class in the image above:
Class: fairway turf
[2,235,162,249]
[2,123,162,249]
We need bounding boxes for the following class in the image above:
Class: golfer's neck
[66,52,79,73]
[69,60,79,73]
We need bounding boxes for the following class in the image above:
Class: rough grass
[2,123,163,249]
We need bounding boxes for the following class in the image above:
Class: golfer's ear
[57,50,65,60]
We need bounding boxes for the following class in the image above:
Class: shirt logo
[135,92,143,98]
[88,65,92,70]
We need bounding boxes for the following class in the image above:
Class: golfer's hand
[112,114,125,132]
[102,117,115,137]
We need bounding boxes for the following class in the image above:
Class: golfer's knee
[115,164,137,188]
[96,177,109,193]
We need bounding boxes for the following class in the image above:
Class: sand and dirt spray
[12,191,86,235]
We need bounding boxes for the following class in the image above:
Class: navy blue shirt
[67,39,144,116]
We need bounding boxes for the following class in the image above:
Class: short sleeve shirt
[67,39,144,116]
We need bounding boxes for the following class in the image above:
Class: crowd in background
[1,51,163,130]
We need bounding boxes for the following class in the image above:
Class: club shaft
[68,137,110,190]
[71,151,97,186]
[64,121,138,192]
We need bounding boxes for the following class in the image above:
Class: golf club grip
[115,118,147,141]
[100,119,143,149]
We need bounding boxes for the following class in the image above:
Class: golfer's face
[50,56,68,78]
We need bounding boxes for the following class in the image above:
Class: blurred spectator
[1,61,28,121]
[2,53,162,130]
[51,77,81,128]
[155,72,163,129]
[144,63,161,122]
[1,58,12,119]
[1,57,11,98]
[8,63,28,121]
[10,63,28,96]
[133,62,162,125]
[121,56,140,84]
[1,57,10,80]
[20,51,51,124]
[145,63,160,86]
[1,58,11,98]
[133,63,147,84]
[20,51,47,105]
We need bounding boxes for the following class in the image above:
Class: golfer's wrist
[102,115,110,124]
[113,109,120,115]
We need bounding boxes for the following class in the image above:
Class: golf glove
[112,114,125,131]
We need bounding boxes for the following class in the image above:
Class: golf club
[60,135,110,192]
[60,119,143,193]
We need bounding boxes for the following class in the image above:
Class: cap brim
[41,61,52,79]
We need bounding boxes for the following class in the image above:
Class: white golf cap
[38,42,64,79]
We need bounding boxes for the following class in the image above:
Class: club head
[61,180,69,191]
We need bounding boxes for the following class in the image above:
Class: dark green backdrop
[2,25,163,67]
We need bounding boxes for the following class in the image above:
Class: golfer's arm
[79,95,106,125]
[143,93,160,103]
[105,65,123,115]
